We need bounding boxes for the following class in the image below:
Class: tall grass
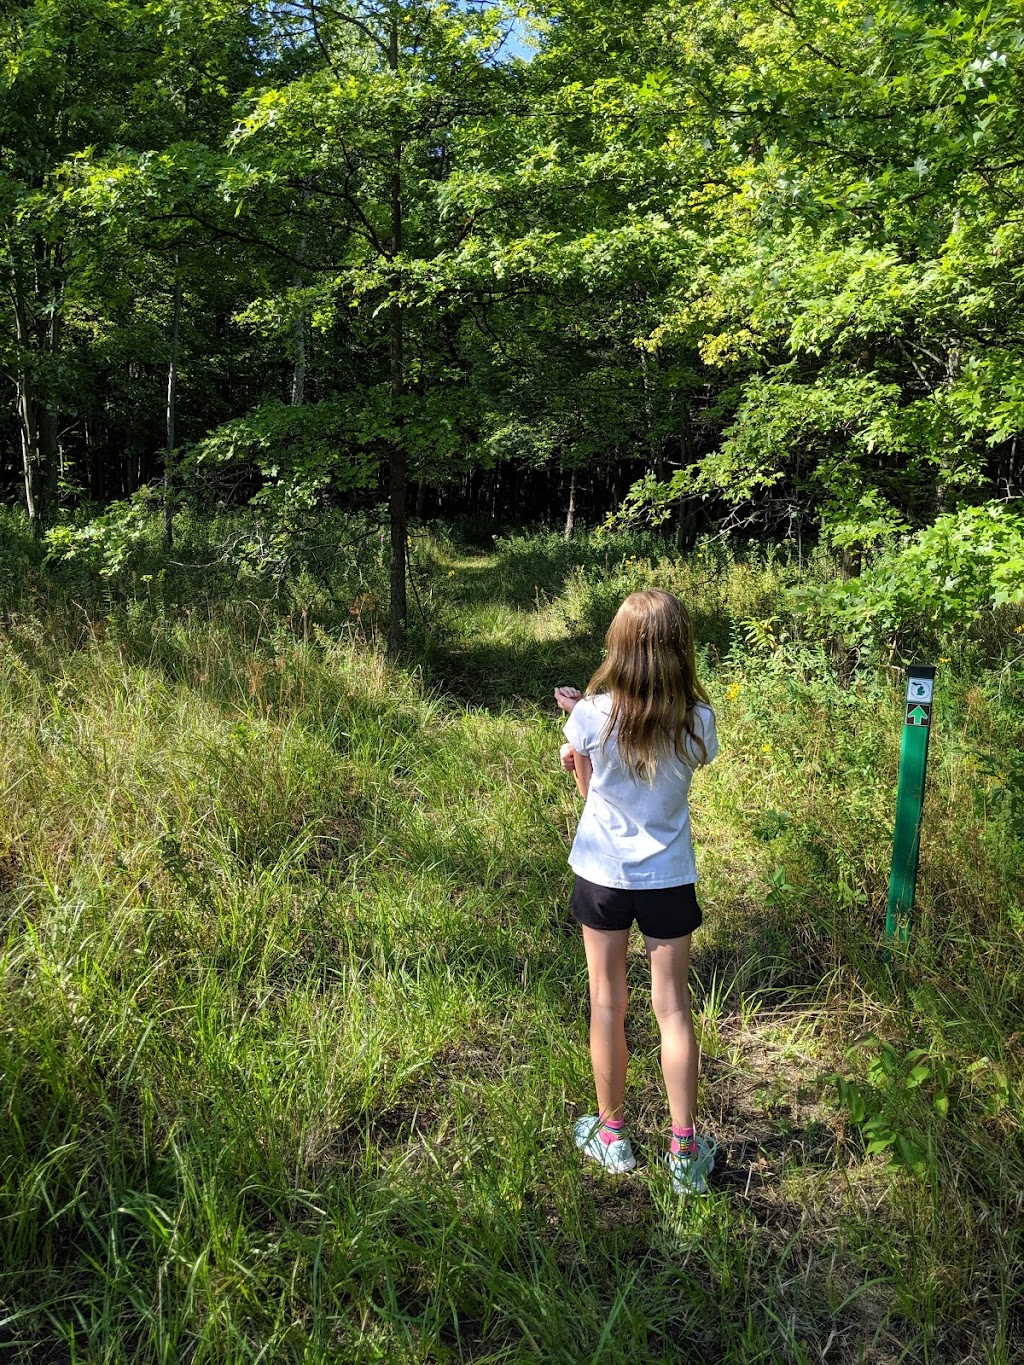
[1,512,1021,1362]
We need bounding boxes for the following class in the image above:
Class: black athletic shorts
[570,874,702,940]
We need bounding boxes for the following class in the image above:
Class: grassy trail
[1,533,1021,1363]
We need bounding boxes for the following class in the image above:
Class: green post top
[904,665,935,728]
[885,665,936,953]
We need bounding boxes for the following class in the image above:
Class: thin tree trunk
[7,234,65,525]
[13,337,60,521]
[936,346,962,515]
[610,457,623,512]
[164,276,182,549]
[1007,434,1020,498]
[291,311,307,406]
[564,468,577,541]
[290,324,307,404]
[388,295,407,656]
[674,421,694,552]
[641,350,663,479]
[386,16,407,658]
[13,275,43,524]
[41,389,58,513]
[15,372,39,523]
[291,183,310,406]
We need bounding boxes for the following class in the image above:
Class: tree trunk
[41,395,58,513]
[12,260,60,526]
[84,418,94,500]
[164,276,182,549]
[675,493,697,554]
[674,421,695,552]
[291,315,307,406]
[610,458,624,512]
[936,347,962,514]
[1004,435,1021,498]
[564,467,577,541]
[641,349,663,478]
[386,16,407,658]
[291,183,310,406]
[15,371,39,523]
[840,546,863,579]
[388,297,407,657]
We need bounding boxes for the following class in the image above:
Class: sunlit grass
[0,519,1021,1361]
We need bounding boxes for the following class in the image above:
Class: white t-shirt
[563,694,718,890]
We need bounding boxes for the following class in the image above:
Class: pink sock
[598,1116,625,1146]
[671,1124,697,1157]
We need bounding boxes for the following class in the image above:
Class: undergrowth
[0,512,1021,1362]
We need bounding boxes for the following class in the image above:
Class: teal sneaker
[574,1116,637,1174]
[666,1136,717,1195]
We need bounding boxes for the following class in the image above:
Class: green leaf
[895,1135,927,1173]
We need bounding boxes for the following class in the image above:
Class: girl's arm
[556,688,590,794]
[559,743,592,798]
[571,750,592,800]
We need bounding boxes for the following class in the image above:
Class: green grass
[1,517,1022,1362]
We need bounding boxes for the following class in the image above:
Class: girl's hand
[559,742,577,772]
[554,686,582,714]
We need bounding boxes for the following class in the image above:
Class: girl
[555,589,718,1196]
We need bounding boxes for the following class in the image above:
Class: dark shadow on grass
[420,626,602,707]
[418,537,623,612]
[418,611,732,709]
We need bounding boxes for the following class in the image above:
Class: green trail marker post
[885,665,936,953]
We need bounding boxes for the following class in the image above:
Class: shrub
[805,503,1024,658]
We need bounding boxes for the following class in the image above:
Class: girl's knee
[590,981,629,1016]
[651,983,690,1026]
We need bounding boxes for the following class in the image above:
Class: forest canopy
[3,0,1023,645]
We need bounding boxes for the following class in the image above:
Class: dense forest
[4,0,1024,647]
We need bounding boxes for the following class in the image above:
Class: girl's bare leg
[646,934,698,1130]
[580,926,630,1118]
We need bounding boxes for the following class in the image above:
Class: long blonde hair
[587,590,711,781]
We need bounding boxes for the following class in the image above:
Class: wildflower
[448,570,456,577]
[762,743,772,753]
[725,682,741,700]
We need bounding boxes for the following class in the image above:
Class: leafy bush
[548,536,793,655]
[831,1038,952,1176]
[806,503,1024,657]
[44,487,165,578]
[43,500,392,633]
[0,508,47,613]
